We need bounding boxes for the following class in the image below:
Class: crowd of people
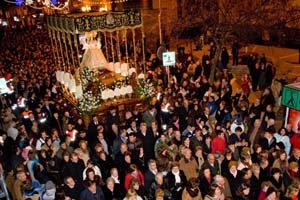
[0,17,300,200]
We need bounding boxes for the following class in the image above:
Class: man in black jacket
[63,152,85,184]
[137,122,155,164]
[80,180,105,200]
[259,128,276,151]
[63,176,84,200]
[144,159,158,191]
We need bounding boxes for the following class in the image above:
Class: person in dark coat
[148,172,171,200]
[80,180,105,200]
[63,176,84,200]
[137,122,155,164]
[232,39,239,66]
[226,161,242,199]
[63,152,85,184]
[102,177,123,200]
[107,106,120,127]
[221,47,229,69]
[199,166,213,198]
[259,128,276,151]
[87,115,101,146]
[144,159,158,191]
[251,62,260,91]
[201,153,220,176]
[166,161,187,200]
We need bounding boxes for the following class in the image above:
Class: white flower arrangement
[137,78,154,99]
[125,85,133,94]
[120,87,127,96]
[107,89,115,99]
[137,73,145,79]
[114,88,121,97]
[101,89,109,100]
[77,90,101,113]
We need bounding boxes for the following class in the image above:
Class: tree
[173,0,300,83]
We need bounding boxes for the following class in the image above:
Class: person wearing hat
[43,181,56,200]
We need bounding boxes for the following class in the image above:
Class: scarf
[150,169,158,175]
[111,175,120,184]
[187,187,199,198]
[172,171,181,183]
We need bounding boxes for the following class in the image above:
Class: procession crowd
[0,20,300,200]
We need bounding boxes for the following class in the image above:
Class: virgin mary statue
[80,31,109,72]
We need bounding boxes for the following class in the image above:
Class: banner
[47,10,142,34]
[288,108,300,132]
[162,52,176,66]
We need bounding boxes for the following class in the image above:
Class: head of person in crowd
[265,187,277,200]
[206,183,223,199]
[236,182,250,198]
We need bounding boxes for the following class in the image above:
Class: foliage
[136,78,154,99]
[77,67,136,112]
[77,91,102,113]
[78,67,103,113]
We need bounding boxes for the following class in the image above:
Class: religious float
[47,9,154,120]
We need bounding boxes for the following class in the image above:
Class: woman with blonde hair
[128,178,147,200]
[124,187,143,200]
[283,183,299,200]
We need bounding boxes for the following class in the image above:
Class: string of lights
[3,0,128,10]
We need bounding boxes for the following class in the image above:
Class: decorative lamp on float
[69,78,76,93]
[60,71,66,84]
[114,62,121,74]
[75,85,83,99]
[108,62,114,72]
[63,72,70,88]
[81,5,91,12]
[120,63,129,77]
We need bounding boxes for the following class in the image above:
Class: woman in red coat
[124,164,144,191]
[241,74,252,97]
[211,130,227,155]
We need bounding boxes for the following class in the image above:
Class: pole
[158,0,162,45]
[284,107,290,127]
